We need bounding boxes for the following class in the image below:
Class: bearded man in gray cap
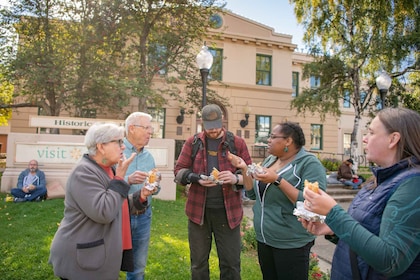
[174,104,252,280]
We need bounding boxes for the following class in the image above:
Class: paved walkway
[242,201,351,274]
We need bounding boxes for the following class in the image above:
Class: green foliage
[290,0,419,157]
[0,0,227,116]
[0,72,13,125]
[320,158,341,172]
[308,252,330,280]
[241,216,257,251]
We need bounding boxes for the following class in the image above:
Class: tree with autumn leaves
[0,0,227,125]
[289,0,420,161]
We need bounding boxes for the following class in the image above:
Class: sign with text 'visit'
[15,143,87,164]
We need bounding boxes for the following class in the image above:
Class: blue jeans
[188,208,241,280]
[11,187,47,201]
[342,179,363,189]
[126,206,152,280]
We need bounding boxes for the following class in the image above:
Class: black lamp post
[196,45,213,108]
[375,72,392,110]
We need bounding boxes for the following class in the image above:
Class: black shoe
[14,197,27,203]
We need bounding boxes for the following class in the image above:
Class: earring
[283,146,289,152]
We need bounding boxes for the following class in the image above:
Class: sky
[0,0,305,50]
[225,0,305,51]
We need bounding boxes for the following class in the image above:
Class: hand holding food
[200,167,223,184]
[145,168,161,191]
[304,179,319,193]
[246,162,265,176]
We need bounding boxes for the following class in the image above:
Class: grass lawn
[0,188,262,280]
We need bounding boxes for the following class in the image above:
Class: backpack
[191,131,237,161]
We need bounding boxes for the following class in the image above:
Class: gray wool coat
[49,154,130,280]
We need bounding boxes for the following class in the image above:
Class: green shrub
[241,217,257,251]
[309,252,330,280]
[320,158,341,171]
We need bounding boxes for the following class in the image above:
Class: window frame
[208,47,223,81]
[256,54,272,86]
[255,115,271,143]
[310,124,323,150]
[292,71,299,97]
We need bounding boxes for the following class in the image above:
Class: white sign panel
[15,143,87,164]
[29,116,125,130]
[148,147,169,167]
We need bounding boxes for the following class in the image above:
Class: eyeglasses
[133,124,154,133]
[269,134,287,139]
[107,139,124,147]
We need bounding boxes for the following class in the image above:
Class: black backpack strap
[192,131,236,160]
[191,133,203,161]
[224,131,237,154]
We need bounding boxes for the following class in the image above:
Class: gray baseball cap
[202,104,222,130]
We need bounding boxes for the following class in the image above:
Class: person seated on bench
[337,158,363,189]
[11,159,47,202]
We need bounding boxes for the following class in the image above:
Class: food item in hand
[211,167,220,180]
[246,162,265,176]
[148,169,158,183]
[304,179,320,193]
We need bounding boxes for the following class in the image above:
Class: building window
[148,108,165,139]
[343,133,351,155]
[256,54,271,86]
[208,48,223,81]
[292,71,299,97]
[343,91,350,108]
[255,115,271,143]
[149,43,167,75]
[310,124,323,150]
[310,75,321,88]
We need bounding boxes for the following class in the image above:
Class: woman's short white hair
[125,112,152,134]
[84,122,125,155]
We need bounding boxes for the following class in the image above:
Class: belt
[131,207,148,216]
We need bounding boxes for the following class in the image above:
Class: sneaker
[33,196,42,202]
[14,197,27,203]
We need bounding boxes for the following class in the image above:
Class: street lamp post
[375,72,392,109]
[196,45,213,108]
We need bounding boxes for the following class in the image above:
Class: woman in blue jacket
[302,107,420,279]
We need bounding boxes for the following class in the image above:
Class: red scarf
[102,165,132,250]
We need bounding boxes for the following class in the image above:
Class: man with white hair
[123,112,161,280]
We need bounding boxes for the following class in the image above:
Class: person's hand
[199,179,218,187]
[140,185,156,200]
[23,186,30,193]
[28,184,36,191]
[253,168,277,184]
[227,152,247,171]
[115,152,136,178]
[128,170,148,185]
[303,188,337,216]
[298,218,334,236]
[218,170,238,185]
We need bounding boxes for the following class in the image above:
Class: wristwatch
[273,175,283,186]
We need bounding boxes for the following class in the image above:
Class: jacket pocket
[76,239,105,270]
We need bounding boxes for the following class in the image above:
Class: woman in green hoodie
[230,121,327,280]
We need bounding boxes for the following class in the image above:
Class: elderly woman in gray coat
[49,122,145,280]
